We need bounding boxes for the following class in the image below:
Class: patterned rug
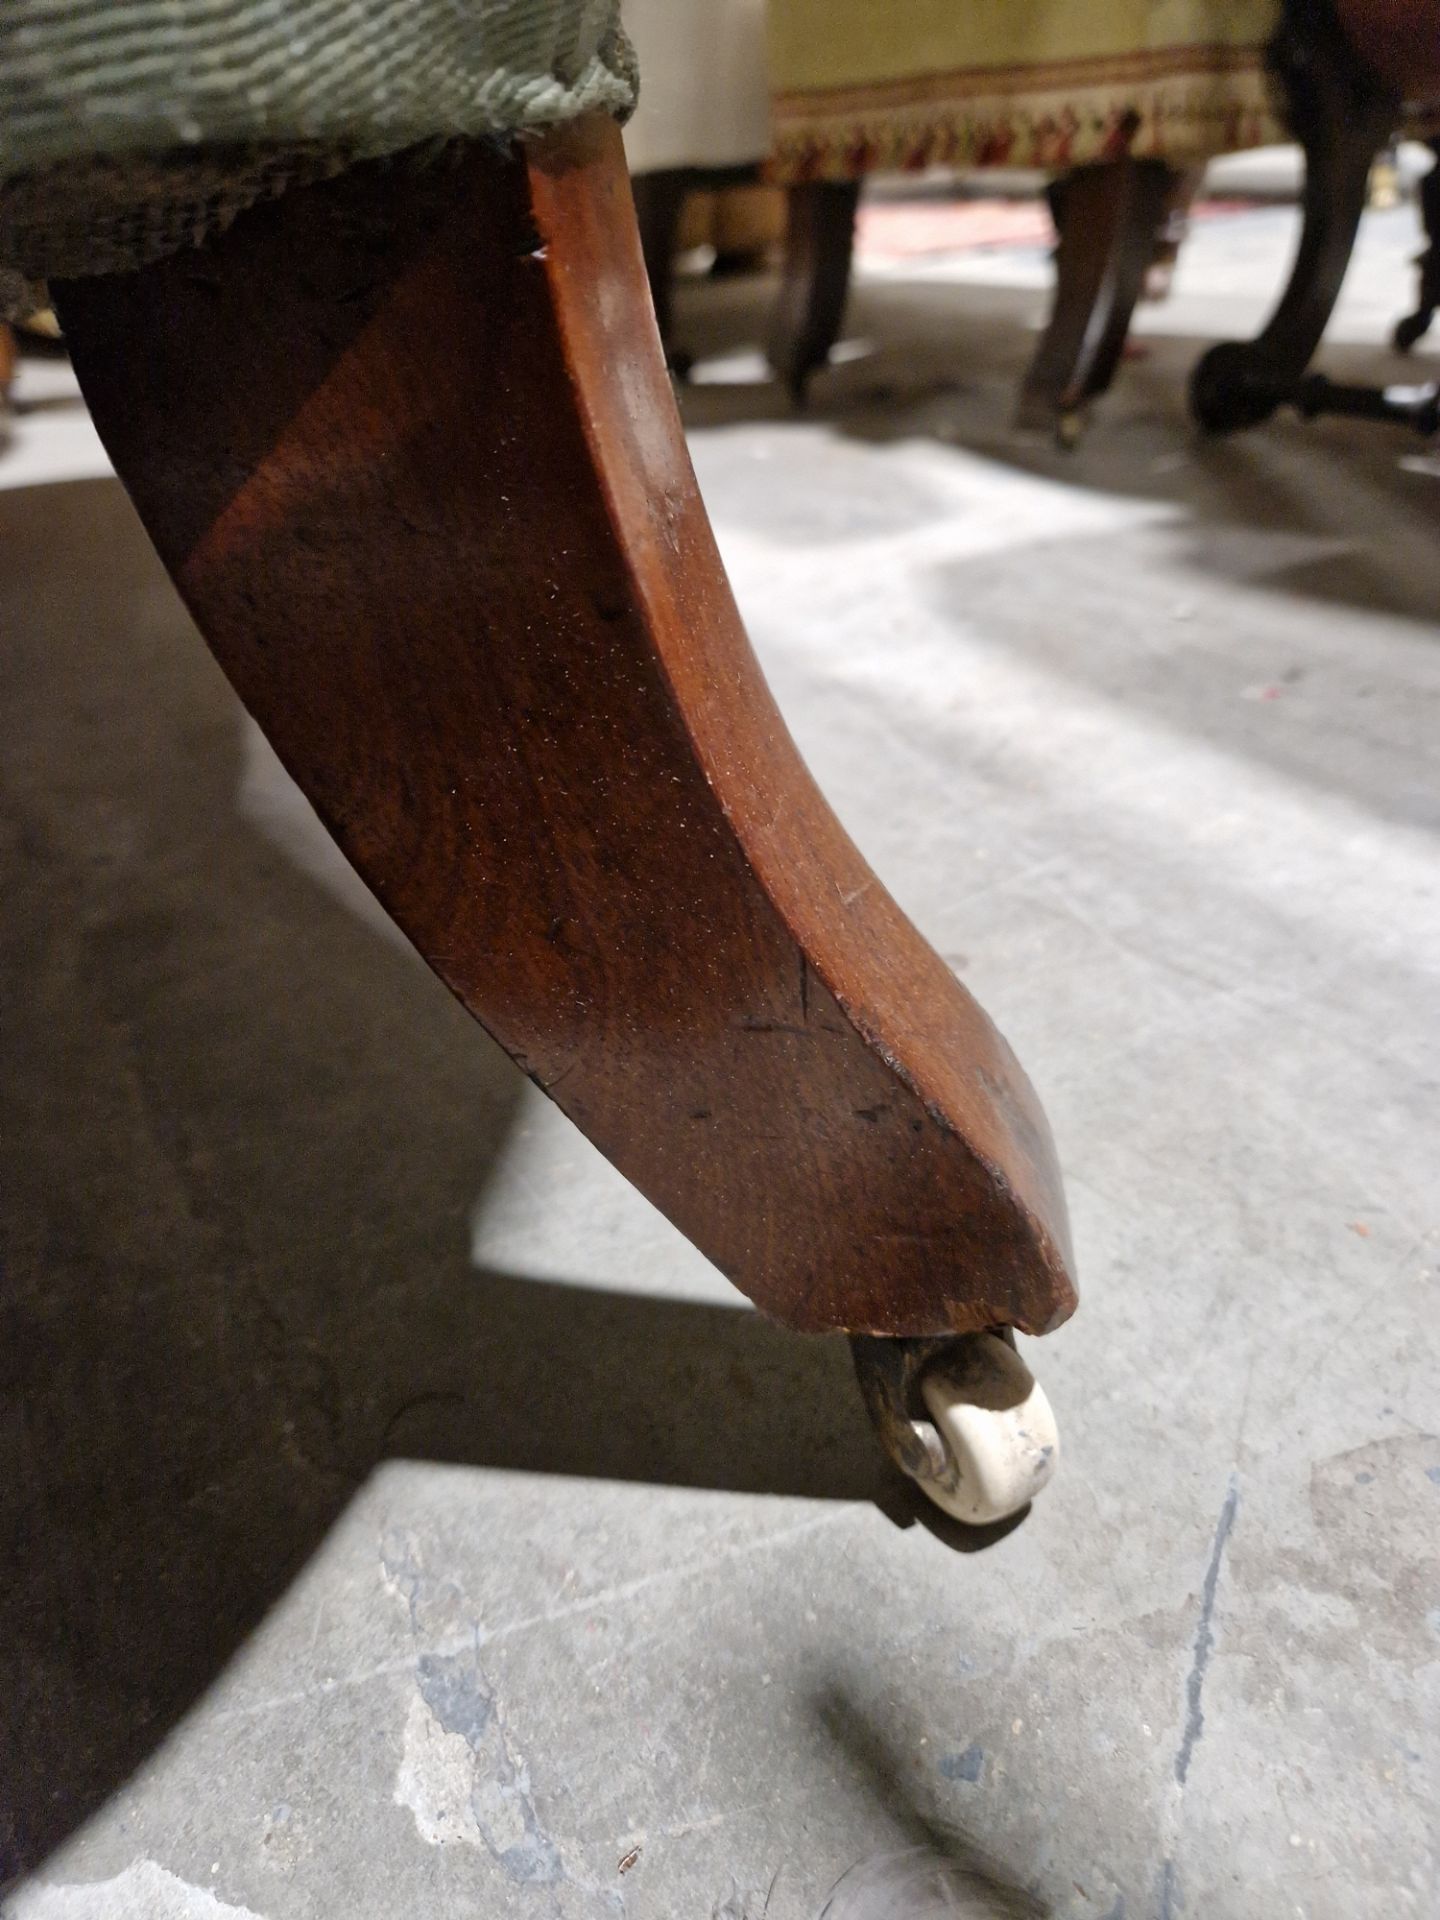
[853,194,1253,268]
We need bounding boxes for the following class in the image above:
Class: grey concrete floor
[3,198,1439,1919]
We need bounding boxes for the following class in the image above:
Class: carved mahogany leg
[1394,138,1440,354]
[55,121,1074,1352]
[630,166,691,373]
[1017,158,1181,444]
[1190,7,1398,433]
[766,178,862,405]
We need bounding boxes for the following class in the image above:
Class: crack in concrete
[1175,1471,1240,1787]
[1158,1471,1240,1920]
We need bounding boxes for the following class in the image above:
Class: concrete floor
[3,197,1438,1919]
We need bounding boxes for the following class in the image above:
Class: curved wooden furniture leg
[54,119,1074,1343]
[766,178,861,406]
[630,166,691,373]
[1189,4,1397,433]
[1393,138,1440,354]
[1017,157,1180,444]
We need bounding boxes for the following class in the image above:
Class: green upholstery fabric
[0,0,635,291]
[0,0,635,176]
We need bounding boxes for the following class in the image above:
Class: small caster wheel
[917,1335,1059,1525]
[851,1330,1059,1527]
[1055,407,1086,452]
[1189,340,1283,435]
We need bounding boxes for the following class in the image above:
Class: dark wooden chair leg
[766,179,861,406]
[1189,4,1398,433]
[1017,158,1181,444]
[55,120,1075,1344]
[1394,137,1440,354]
[1144,164,1206,301]
[630,166,691,373]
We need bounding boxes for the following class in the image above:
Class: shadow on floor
[810,1684,1049,1917]
[673,269,1440,625]
[0,478,918,1879]
[671,270,1440,843]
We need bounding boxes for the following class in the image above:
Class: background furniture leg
[766,179,862,406]
[0,323,15,414]
[1017,157,1180,445]
[1190,3,1398,433]
[1394,137,1440,353]
[630,166,691,373]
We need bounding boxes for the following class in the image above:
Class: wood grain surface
[56,119,1076,1338]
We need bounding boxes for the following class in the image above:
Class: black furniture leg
[1190,0,1398,433]
[1394,138,1440,354]
[630,167,692,374]
[766,179,862,406]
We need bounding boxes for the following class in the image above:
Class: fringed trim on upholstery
[768,47,1282,183]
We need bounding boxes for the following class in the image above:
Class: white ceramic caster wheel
[914,1333,1058,1526]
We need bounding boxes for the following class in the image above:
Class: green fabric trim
[0,0,635,287]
